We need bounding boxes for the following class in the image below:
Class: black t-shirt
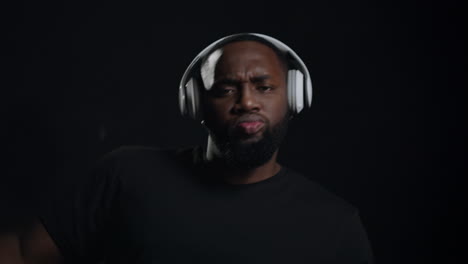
[40,145,374,263]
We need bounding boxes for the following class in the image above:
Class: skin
[0,220,62,263]
[201,40,289,184]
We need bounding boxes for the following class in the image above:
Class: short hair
[199,35,290,81]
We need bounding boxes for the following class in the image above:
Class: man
[1,33,374,263]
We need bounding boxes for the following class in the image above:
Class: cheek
[201,98,232,126]
[264,96,289,124]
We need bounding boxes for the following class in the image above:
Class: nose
[232,84,261,114]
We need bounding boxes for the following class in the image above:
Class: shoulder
[93,145,199,177]
[99,145,196,165]
[284,167,358,217]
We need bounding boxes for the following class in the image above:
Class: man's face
[201,41,289,168]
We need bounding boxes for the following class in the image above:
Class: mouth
[233,115,266,137]
[237,121,265,135]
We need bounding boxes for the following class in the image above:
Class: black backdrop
[3,1,466,263]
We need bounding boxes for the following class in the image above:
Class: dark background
[3,1,466,263]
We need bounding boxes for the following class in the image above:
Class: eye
[258,86,273,92]
[211,85,237,97]
[221,88,236,94]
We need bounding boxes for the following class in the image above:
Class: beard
[209,114,289,169]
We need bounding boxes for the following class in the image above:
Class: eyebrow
[250,75,272,83]
[214,75,272,86]
[213,78,239,87]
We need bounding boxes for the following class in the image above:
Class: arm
[0,148,124,264]
[0,220,62,264]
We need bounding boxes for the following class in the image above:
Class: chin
[236,134,264,145]
[209,115,289,169]
[220,132,276,169]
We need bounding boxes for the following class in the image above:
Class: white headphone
[179,33,313,119]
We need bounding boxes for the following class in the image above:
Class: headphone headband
[179,33,313,118]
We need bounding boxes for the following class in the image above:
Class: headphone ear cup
[192,79,201,119]
[179,81,187,116]
[305,77,312,108]
[294,70,304,113]
[288,70,305,114]
[185,78,201,119]
[287,70,296,113]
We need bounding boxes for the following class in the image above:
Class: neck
[205,136,281,185]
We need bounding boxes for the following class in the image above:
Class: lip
[234,114,266,125]
[233,114,266,136]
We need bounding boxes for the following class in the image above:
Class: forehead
[200,40,287,89]
[214,41,285,77]
[217,41,281,70]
